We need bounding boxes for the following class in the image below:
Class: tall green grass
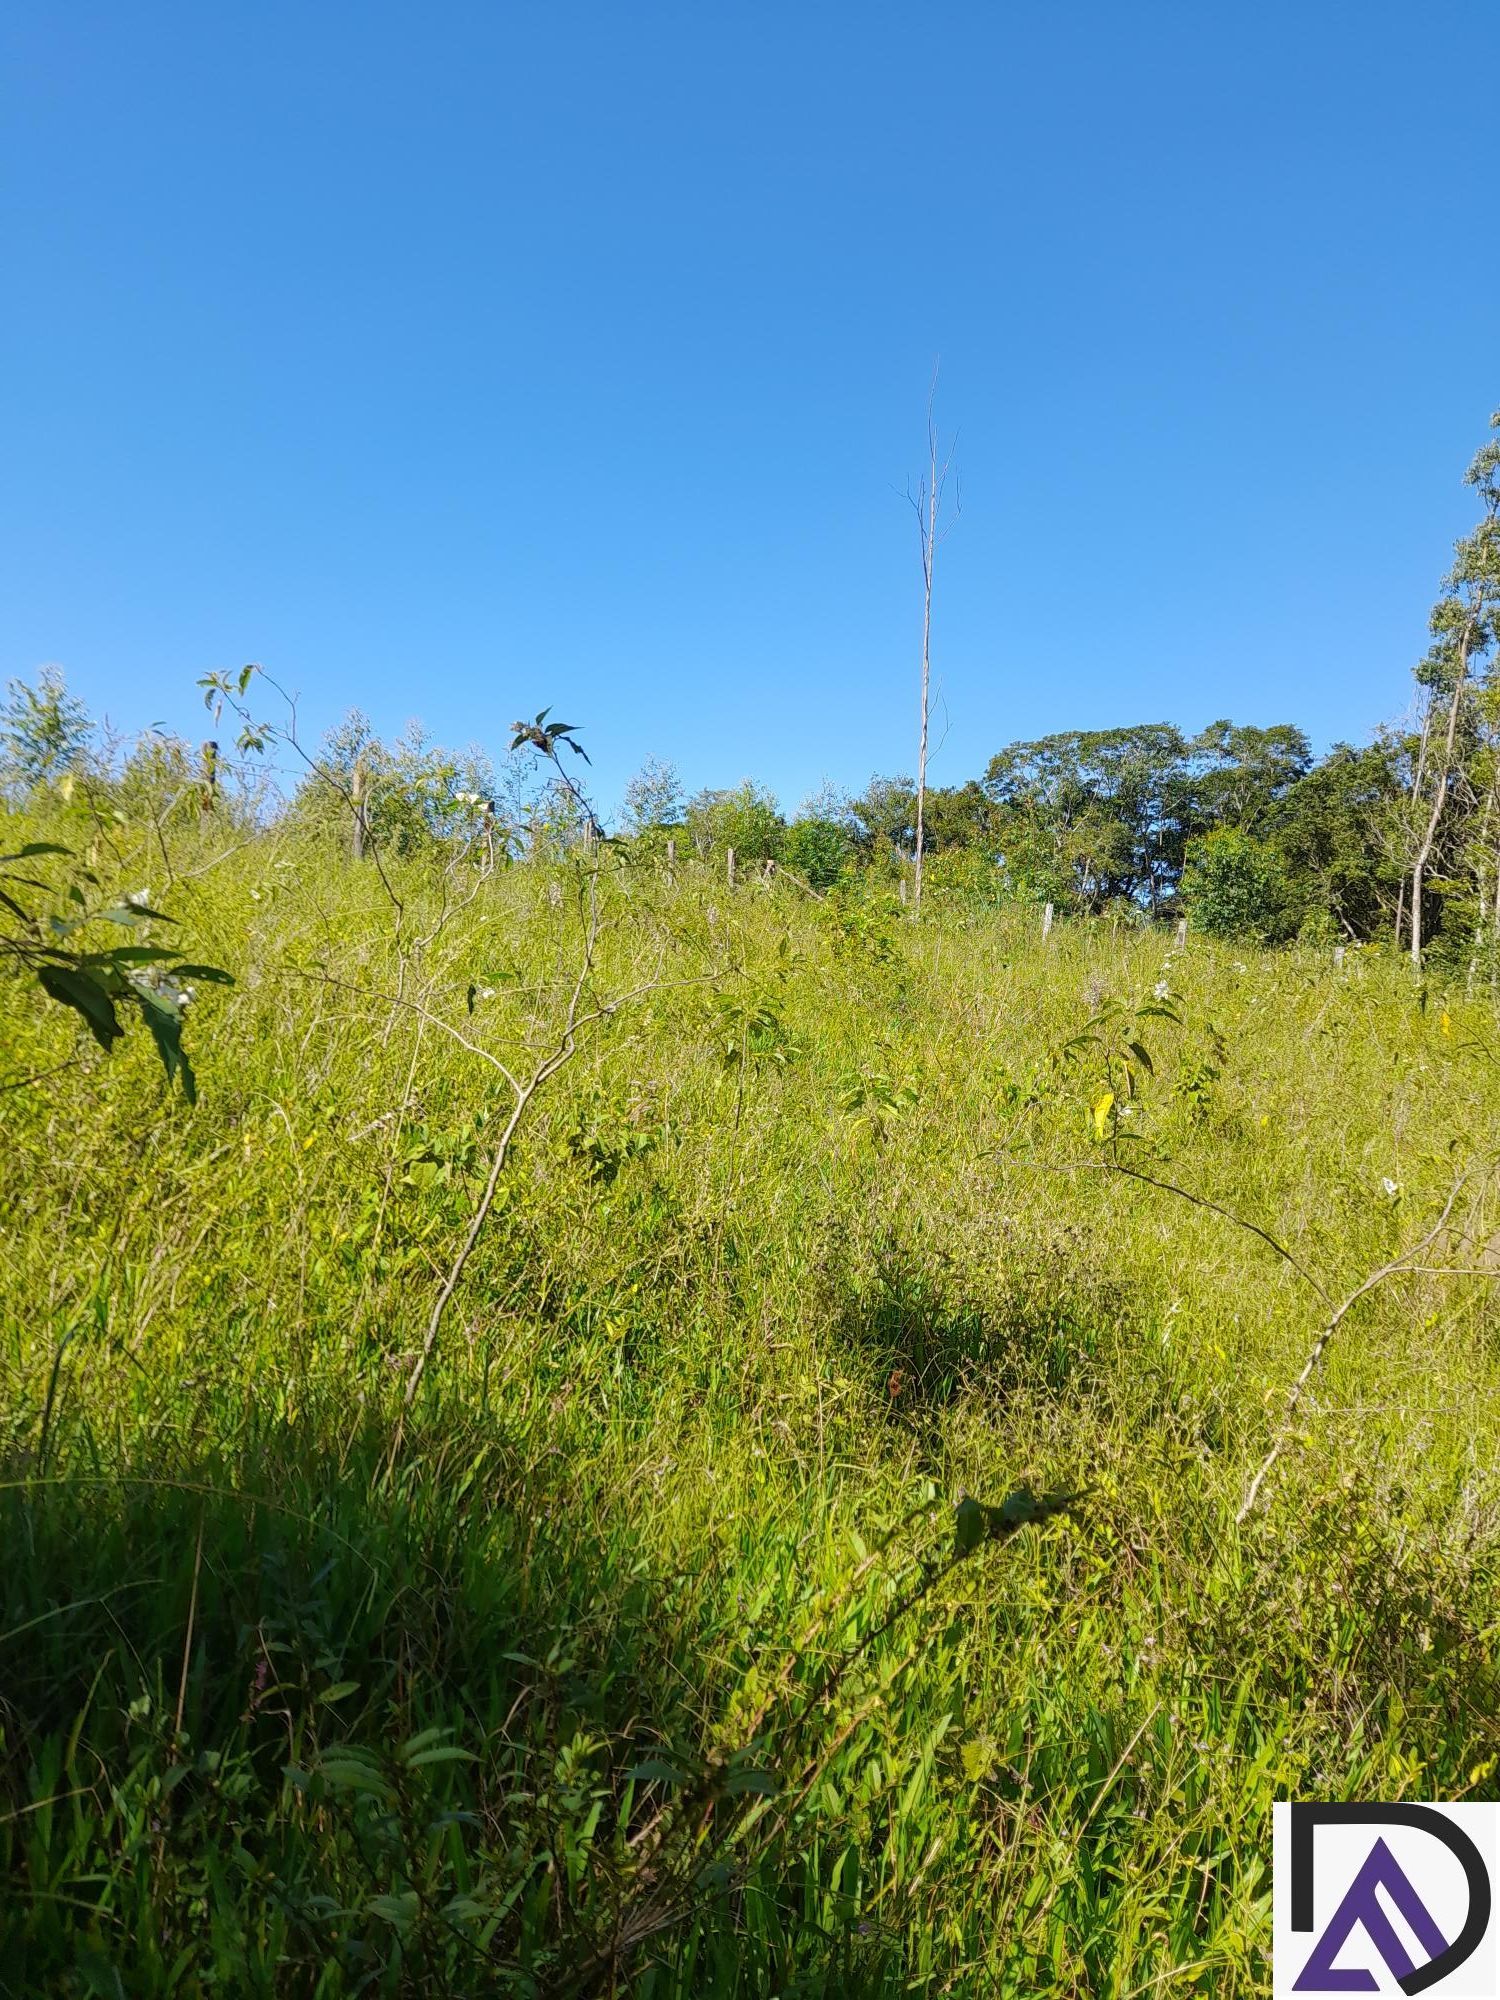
[3,814,1498,1995]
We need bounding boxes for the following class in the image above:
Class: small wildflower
[1382,1177,1401,1199]
[126,886,152,909]
[1153,979,1171,1000]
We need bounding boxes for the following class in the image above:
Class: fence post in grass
[762,858,776,886]
[1333,944,1345,970]
[899,875,908,906]
[1176,916,1188,949]
[351,756,367,862]
[727,846,736,888]
[1042,901,1054,942]
[665,836,676,884]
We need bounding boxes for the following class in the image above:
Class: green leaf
[1125,1040,1154,1075]
[37,965,123,1052]
[319,1681,361,1703]
[406,1746,479,1769]
[724,1767,779,1797]
[0,843,71,862]
[398,1726,452,1761]
[954,1495,986,1556]
[98,903,177,927]
[318,1755,394,1800]
[84,946,179,966]
[954,1487,1088,1559]
[627,1759,689,1786]
[171,964,234,983]
[137,993,197,1102]
[367,1891,420,1925]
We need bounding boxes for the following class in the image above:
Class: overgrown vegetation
[4,744,1500,1994]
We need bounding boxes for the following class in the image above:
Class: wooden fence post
[1042,901,1054,942]
[665,837,676,884]
[1175,916,1188,948]
[726,847,736,888]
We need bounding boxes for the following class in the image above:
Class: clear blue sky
[4,2,1497,819]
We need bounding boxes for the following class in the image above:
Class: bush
[784,815,855,889]
[1181,826,1298,943]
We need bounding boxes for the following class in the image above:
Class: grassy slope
[2,816,1498,1996]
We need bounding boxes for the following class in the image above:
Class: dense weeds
[3,817,1499,1996]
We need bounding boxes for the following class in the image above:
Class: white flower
[126,886,152,909]
[1153,979,1171,1000]
[1382,1177,1401,1199]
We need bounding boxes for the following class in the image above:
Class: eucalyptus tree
[1405,413,1500,965]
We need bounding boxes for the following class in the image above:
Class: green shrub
[1182,825,1298,942]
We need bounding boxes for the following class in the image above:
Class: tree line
[3,413,1496,968]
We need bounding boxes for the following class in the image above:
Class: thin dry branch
[384,869,728,1460]
[1236,1178,1466,1523]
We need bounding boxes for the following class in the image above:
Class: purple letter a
[1295,1837,1450,1991]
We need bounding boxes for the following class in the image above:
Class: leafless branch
[1236,1179,1467,1523]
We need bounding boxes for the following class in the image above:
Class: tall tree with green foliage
[684,781,784,864]
[0,667,93,801]
[1404,413,1500,965]
[621,757,685,836]
[983,724,1187,912]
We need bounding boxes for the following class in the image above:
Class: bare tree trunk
[1410,619,1477,968]
[1398,701,1433,953]
[909,381,956,915]
[914,438,937,913]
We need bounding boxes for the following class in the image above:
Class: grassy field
[3,817,1499,1996]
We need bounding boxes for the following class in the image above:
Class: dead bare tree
[906,373,959,913]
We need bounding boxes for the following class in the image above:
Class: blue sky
[4,2,1497,820]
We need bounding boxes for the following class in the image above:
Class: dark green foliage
[850,773,917,861]
[1,843,230,1098]
[684,780,785,861]
[1271,741,1403,940]
[1181,827,1299,944]
[784,813,855,888]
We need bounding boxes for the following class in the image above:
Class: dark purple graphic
[1289,1804,1490,1996]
